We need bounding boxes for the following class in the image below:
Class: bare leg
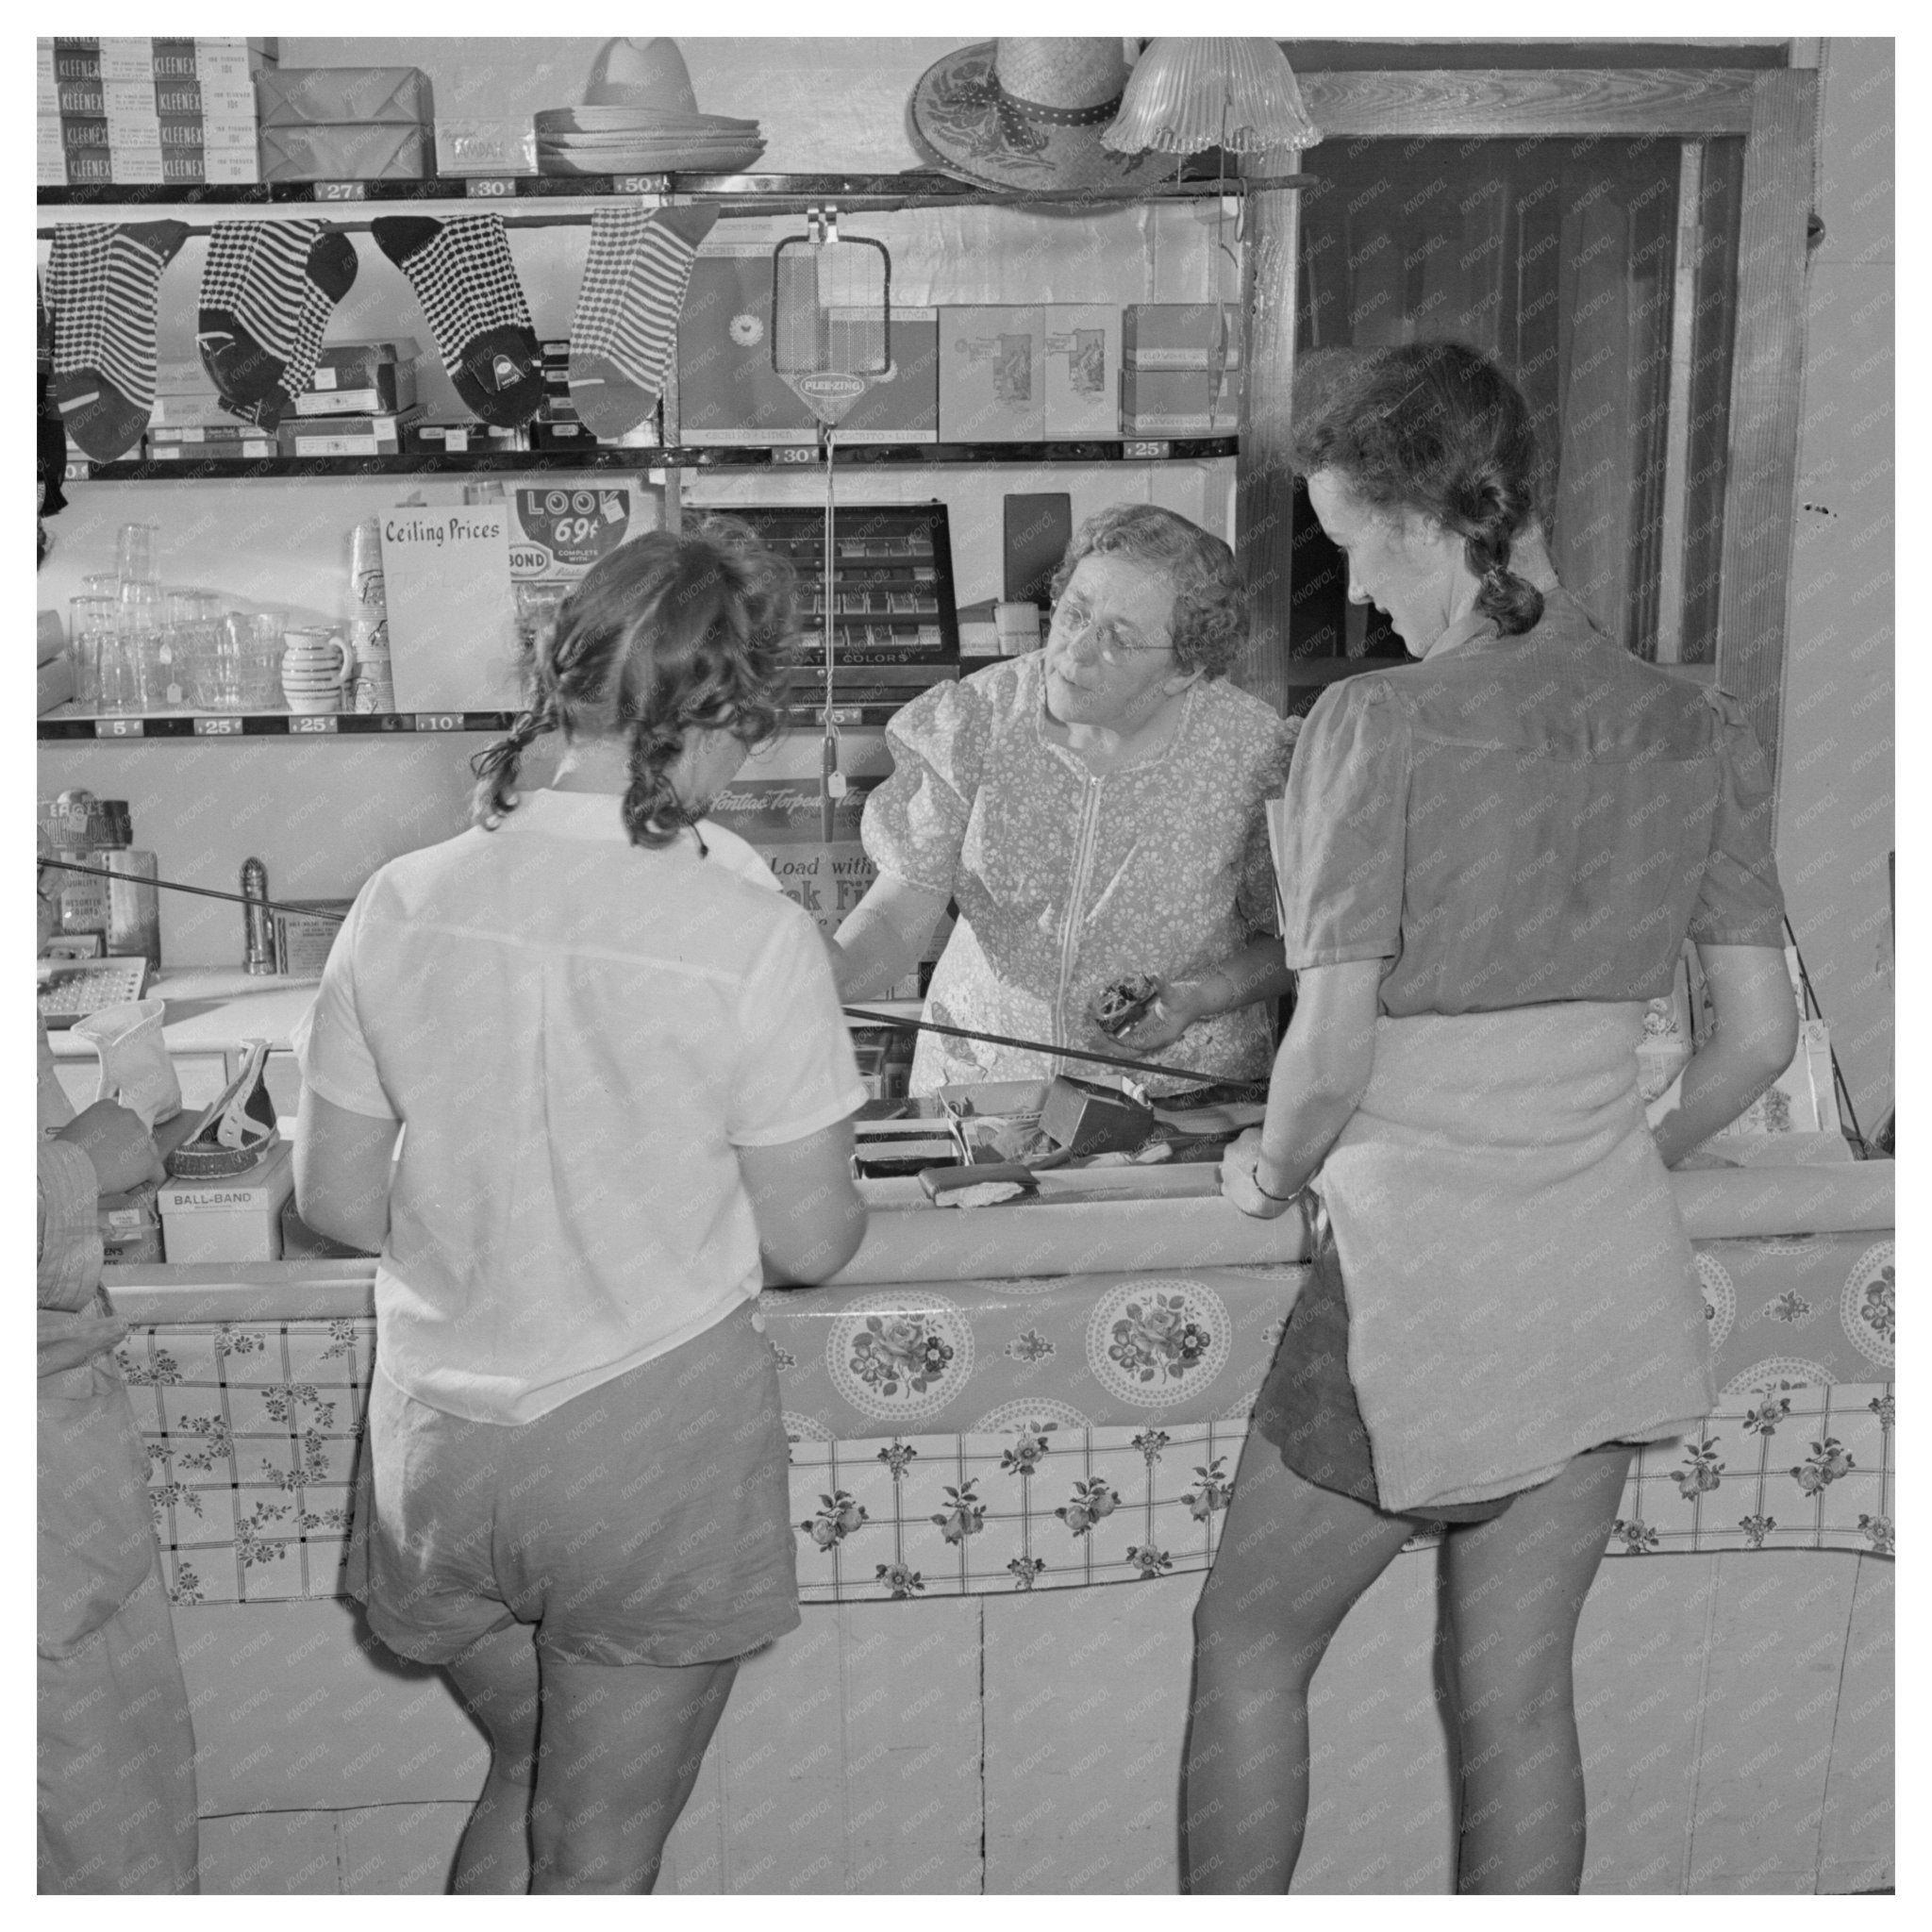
[1441,1445,1633,1894]
[528,1652,741,1894]
[1183,1432,1414,1893]
[442,1619,541,1894]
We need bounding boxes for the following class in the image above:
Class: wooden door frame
[1236,67,1816,785]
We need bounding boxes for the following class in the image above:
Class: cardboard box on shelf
[1118,365,1241,436]
[294,359,419,417]
[675,247,818,446]
[254,66,432,127]
[838,308,939,444]
[158,1141,295,1265]
[939,306,1046,442]
[1122,302,1243,371]
[435,116,538,177]
[1043,305,1120,439]
[259,122,430,183]
[272,900,355,978]
[275,408,424,458]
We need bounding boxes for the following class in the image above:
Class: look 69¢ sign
[507,488,635,584]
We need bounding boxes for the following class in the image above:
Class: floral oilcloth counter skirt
[112,1233,1894,1610]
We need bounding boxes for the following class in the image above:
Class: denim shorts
[358,1301,800,1667]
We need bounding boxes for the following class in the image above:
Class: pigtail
[1458,470,1543,638]
[469,692,558,829]
[619,712,695,849]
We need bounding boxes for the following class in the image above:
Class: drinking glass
[68,594,115,711]
[212,611,286,712]
[115,523,158,586]
[99,604,156,714]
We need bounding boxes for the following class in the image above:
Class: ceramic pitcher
[281,627,354,714]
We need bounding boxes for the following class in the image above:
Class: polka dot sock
[372,213,543,427]
[45,220,190,461]
[196,219,359,428]
[568,203,718,439]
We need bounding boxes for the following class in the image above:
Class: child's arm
[738,1117,866,1286]
[295,1091,401,1254]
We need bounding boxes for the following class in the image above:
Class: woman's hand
[52,1100,165,1195]
[1109,975,1208,1053]
[1219,1126,1296,1220]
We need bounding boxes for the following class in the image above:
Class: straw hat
[536,39,764,175]
[908,40,1179,196]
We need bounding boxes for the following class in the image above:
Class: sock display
[45,220,191,461]
[197,219,358,427]
[372,213,543,426]
[568,203,718,438]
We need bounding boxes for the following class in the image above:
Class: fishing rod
[39,857,1268,1093]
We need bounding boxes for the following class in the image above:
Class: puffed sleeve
[1235,711,1303,936]
[1690,688,1787,946]
[860,675,991,895]
[1276,678,1409,970]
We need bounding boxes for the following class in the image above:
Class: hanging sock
[45,220,190,461]
[372,213,543,426]
[568,202,719,439]
[196,219,358,427]
[38,278,68,520]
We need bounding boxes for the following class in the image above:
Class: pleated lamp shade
[1101,38,1320,156]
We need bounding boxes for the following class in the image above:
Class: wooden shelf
[36,168,1294,212]
[67,438,1237,482]
[37,702,935,743]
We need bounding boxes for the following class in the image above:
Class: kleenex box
[158,1141,293,1263]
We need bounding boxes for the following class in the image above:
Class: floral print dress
[861,652,1296,1096]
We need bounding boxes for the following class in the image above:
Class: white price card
[382,504,518,713]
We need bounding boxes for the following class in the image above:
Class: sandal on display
[164,1038,280,1179]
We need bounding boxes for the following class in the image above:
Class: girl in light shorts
[293,519,868,1893]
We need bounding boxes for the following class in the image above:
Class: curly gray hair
[1047,504,1247,678]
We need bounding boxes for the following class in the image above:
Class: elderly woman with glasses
[831,504,1297,1096]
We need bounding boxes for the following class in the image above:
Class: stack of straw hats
[536,38,765,176]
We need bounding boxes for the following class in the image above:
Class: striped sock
[569,204,718,439]
[197,220,359,428]
[46,221,190,461]
[373,214,542,427]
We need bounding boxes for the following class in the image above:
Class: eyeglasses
[1049,596,1173,666]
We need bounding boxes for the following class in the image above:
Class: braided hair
[469,515,797,845]
[1291,341,1545,637]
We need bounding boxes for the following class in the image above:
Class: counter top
[45,968,323,1058]
[103,1160,1892,1324]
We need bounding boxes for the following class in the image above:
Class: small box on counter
[272,899,354,978]
[259,122,430,183]
[1118,365,1241,436]
[158,1141,295,1265]
[839,308,939,444]
[1043,305,1120,439]
[939,306,1047,442]
[1122,303,1243,372]
[435,116,538,176]
[254,66,432,126]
